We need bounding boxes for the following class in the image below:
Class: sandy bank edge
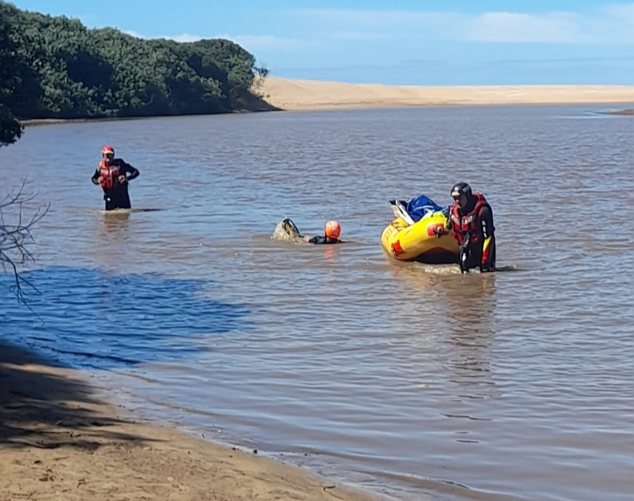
[17,78,634,128]
[0,341,390,501]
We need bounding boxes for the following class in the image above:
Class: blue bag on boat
[405,194,450,222]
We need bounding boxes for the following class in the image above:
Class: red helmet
[101,145,115,156]
[325,220,341,239]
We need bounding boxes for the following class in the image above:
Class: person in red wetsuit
[91,145,140,210]
[446,182,496,273]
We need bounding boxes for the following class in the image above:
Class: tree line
[0,1,271,147]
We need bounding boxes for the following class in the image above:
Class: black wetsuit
[91,159,140,210]
[450,198,496,273]
[468,205,496,272]
[308,236,341,245]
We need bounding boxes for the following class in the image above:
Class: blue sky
[9,0,634,85]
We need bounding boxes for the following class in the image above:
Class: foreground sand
[0,341,383,501]
[258,76,634,111]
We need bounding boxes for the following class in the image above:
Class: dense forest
[0,1,272,147]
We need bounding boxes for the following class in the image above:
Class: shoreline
[19,109,262,128]
[0,339,386,501]
[17,78,634,128]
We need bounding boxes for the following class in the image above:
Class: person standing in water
[446,182,496,273]
[91,145,140,211]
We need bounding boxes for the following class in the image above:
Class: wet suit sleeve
[480,206,494,240]
[479,206,495,267]
[308,235,327,244]
[308,236,342,245]
[120,161,140,181]
[445,204,456,232]
[91,168,101,185]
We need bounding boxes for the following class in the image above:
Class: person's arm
[442,209,457,240]
[91,168,101,185]
[480,206,494,240]
[479,206,495,267]
[304,235,326,244]
[120,161,140,181]
[444,203,456,231]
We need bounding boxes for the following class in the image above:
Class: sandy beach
[18,78,634,128]
[0,340,383,501]
[257,76,634,111]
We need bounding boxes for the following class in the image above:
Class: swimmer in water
[279,218,343,244]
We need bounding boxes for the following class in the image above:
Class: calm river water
[1,104,634,501]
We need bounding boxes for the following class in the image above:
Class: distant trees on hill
[0,1,271,147]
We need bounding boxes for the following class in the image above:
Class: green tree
[0,1,273,125]
[0,4,22,146]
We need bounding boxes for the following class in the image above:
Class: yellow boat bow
[380,210,460,263]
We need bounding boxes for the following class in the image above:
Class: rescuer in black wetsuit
[303,220,342,244]
[91,145,140,211]
[280,218,343,244]
[445,182,496,273]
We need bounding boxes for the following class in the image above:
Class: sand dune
[258,76,634,111]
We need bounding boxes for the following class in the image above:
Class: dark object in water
[602,109,634,116]
[281,217,303,238]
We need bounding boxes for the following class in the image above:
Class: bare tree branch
[0,179,49,306]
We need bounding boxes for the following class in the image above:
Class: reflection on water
[393,265,500,426]
[97,210,132,245]
[2,104,634,501]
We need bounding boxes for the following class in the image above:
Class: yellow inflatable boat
[380,203,460,264]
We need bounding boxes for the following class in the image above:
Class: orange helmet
[325,220,341,239]
[101,145,115,156]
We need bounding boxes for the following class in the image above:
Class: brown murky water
[2,105,634,501]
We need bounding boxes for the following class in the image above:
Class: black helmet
[451,182,472,198]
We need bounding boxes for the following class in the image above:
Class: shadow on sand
[0,340,152,449]
[235,88,283,112]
